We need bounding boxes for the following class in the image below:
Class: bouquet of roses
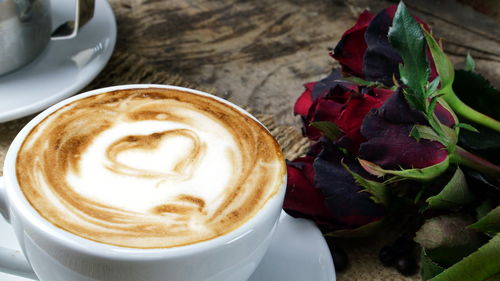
[283,2,500,280]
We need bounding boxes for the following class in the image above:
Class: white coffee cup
[0,84,286,281]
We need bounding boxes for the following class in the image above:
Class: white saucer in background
[0,212,336,281]
[0,0,116,123]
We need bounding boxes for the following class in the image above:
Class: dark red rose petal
[303,98,344,140]
[362,6,435,86]
[367,87,395,100]
[325,82,358,103]
[294,82,316,117]
[434,102,456,127]
[375,89,428,125]
[295,71,344,139]
[359,108,412,139]
[311,70,343,101]
[284,158,337,225]
[285,141,385,229]
[331,10,374,77]
[374,88,456,127]
[359,109,448,169]
[363,6,402,86]
[334,88,394,152]
[313,142,385,227]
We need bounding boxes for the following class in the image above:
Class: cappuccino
[16,88,285,249]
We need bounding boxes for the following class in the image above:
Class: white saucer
[248,213,336,281]
[0,212,336,281]
[0,0,116,123]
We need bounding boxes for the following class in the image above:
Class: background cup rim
[3,84,287,260]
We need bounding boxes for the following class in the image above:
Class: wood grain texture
[1,1,499,280]
[110,0,355,126]
[354,0,500,88]
[108,0,500,128]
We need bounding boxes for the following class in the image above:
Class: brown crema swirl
[16,88,285,249]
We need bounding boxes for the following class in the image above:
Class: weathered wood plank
[109,0,500,127]
[349,0,500,88]
[110,0,355,126]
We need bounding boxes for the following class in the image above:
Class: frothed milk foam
[17,88,285,248]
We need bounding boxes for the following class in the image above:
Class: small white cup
[0,84,286,281]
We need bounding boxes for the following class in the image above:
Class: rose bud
[358,89,456,181]
[330,10,374,78]
[294,70,393,153]
[331,5,437,86]
[284,139,385,234]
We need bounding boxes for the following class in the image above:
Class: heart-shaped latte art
[17,88,285,249]
[105,129,205,181]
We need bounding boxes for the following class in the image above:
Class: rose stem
[451,146,500,178]
[442,89,500,133]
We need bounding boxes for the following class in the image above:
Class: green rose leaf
[454,69,500,161]
[476,200,495,220]
[429,234,500,281]
[358,157,449,182]
[426,34,500,132]
[426,167,475,210]
[410,124,442,143]
[423,28,454,91]
[326,219,383,238]
[342,162,389,206]
[468,206,500,235]
[459,123,500,151]
[415,215,482,265]
[453,70,500,121]
[421,249,445,280]
[465,53,476,72]
[339,77,391,89]
[454,123,479,133]
[388,1,429,111]
[426,77,441,97]
[410,122,457,149]
[458,124,500,165]
[310,121,342,141]
[426,246,478,269]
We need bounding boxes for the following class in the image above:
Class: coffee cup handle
[51,0,95,40]
[0,177,37,280]
[0,176,8,222]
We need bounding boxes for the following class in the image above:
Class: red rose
[331,5,437,86]
[295,70,393,153]
[284,140,385,230]
[285,4,460,234]
[287,87,455,232]
[358,89,453,170]
[330,10,374,78]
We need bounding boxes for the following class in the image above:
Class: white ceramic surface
[248,213,336,281]
[0,85,287,281]
[0,0,116,123]
[0,212,336,281]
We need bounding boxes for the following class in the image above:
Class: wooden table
[0,0,498,280]
[110,0,500,128]
[106,2,499,279]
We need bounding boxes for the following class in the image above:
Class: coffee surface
[17,88,285,248]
